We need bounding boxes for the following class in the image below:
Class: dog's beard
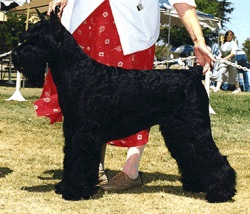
[12,57,45,87]
[20,61,46,87]
[23,68,46,87]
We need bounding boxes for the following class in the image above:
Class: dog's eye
[22,38,38,45]
[19,38,26,43]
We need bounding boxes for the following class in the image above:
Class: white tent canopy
[160,0,221,32]
[159,0,221,56]
[160,0,221,47]
[161,8,221,32]
[0,0,30,6]
[0,0,49,13]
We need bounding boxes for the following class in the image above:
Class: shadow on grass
[21,184,56,192]
[104,170,205,200]
[21,169,63,193]
[21,168,205,201]
[0,167,13,178]
[38,169,63,180]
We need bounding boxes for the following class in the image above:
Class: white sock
[99,163,104,172]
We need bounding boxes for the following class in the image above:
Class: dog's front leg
[61,128,101,200]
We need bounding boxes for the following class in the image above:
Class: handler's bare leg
[100,145,144,191]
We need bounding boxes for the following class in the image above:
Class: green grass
[0,86,250,213]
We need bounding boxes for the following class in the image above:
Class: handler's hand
[194,45,216,74]
[47,0,68,18]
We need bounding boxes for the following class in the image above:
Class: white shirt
[169,0,196,7]
[220,40,238,62]
[62,0,196,55]
[221,41,238,55]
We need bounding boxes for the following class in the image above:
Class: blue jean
[239,70,250,92]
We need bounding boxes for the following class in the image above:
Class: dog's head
[11,8,64,87]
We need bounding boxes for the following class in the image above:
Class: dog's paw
[182,179,205,193]
[62,192,89,201]
[62,185,98,201]
[55,181,64,195]
[205,189,236,203]
[183,183,205,193]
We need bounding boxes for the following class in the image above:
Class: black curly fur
[12,10,236,202]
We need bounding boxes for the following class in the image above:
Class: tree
[242,38,250,62]
[196,0,234,29]
[0,12,29,54]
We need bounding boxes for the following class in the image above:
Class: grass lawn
[0,86,250,214]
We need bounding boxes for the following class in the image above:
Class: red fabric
[34,0,154,147]
[34,71,62,124]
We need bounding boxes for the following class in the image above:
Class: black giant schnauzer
[12,10,236,202]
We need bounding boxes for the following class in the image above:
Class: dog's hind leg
[160,80,236,203]
[61,126,102,200]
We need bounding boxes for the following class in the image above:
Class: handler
[35,0,215,192]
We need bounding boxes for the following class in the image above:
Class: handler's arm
[173,3,215,73]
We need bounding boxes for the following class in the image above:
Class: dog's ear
[35,8,47,21]
[49,5,61,24]
[49,6,62,32]
[49,6,64,43]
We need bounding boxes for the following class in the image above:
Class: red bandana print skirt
[34,0,155,147]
